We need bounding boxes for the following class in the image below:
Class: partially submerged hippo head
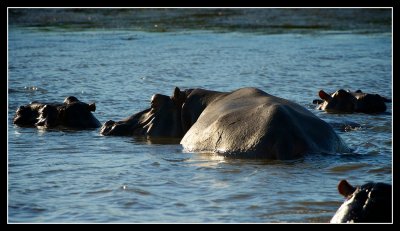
[314,89,390,114]
[330,179,392,223]
[100,87,191,137]
[13,96,101,129]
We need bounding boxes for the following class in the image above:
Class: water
[8,9,392,223]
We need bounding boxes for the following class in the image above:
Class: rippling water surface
[8,9,392,223]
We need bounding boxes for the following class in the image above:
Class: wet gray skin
[180,87,350,159]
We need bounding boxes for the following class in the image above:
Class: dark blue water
[8,24,391,222]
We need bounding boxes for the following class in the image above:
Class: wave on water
[8,86,48,94]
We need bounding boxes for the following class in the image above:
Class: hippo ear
[88,103,96,112]
[355,90,363,93]
[338,180,356,198]
[318,90,332,101]
[173,87,181,99]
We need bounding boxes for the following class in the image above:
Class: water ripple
[328,163,369,172]
[8,26,392,223]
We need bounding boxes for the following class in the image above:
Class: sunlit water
[8,27,392,223]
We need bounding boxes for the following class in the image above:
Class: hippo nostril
[313,99,323,105]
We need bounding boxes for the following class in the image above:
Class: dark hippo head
[330,180,392,223]
[316,89,357,113]
[315,89,389,114]
[100,87,189,137]
[57,96,100,128]
[13,96,101,129]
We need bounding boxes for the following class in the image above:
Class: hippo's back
[181,87,350,159]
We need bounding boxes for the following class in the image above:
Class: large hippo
[13,96,101,129]
[331,179,392,223]
[313,89,391,114]
[101,87,350,160]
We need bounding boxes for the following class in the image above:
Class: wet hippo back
[181,87,350,159]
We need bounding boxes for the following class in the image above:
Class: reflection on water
[8,9,391,223]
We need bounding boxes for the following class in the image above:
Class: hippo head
[330,180,392,223]
[316,89,389,114]
[100,87,189,137]
[317,89,357,113]
[47,96,101,128]
[13,96,100,129]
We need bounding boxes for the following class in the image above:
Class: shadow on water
[315,151,376,165]
[12,125,99,134]
[130,136,182,145]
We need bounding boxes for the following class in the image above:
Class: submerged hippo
[13,96,101,129]
[100,87,188,137]
[102,87,350,159]
[331,180,392,223]
[313,89,391,114]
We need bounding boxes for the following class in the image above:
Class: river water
[8,9,392,223]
